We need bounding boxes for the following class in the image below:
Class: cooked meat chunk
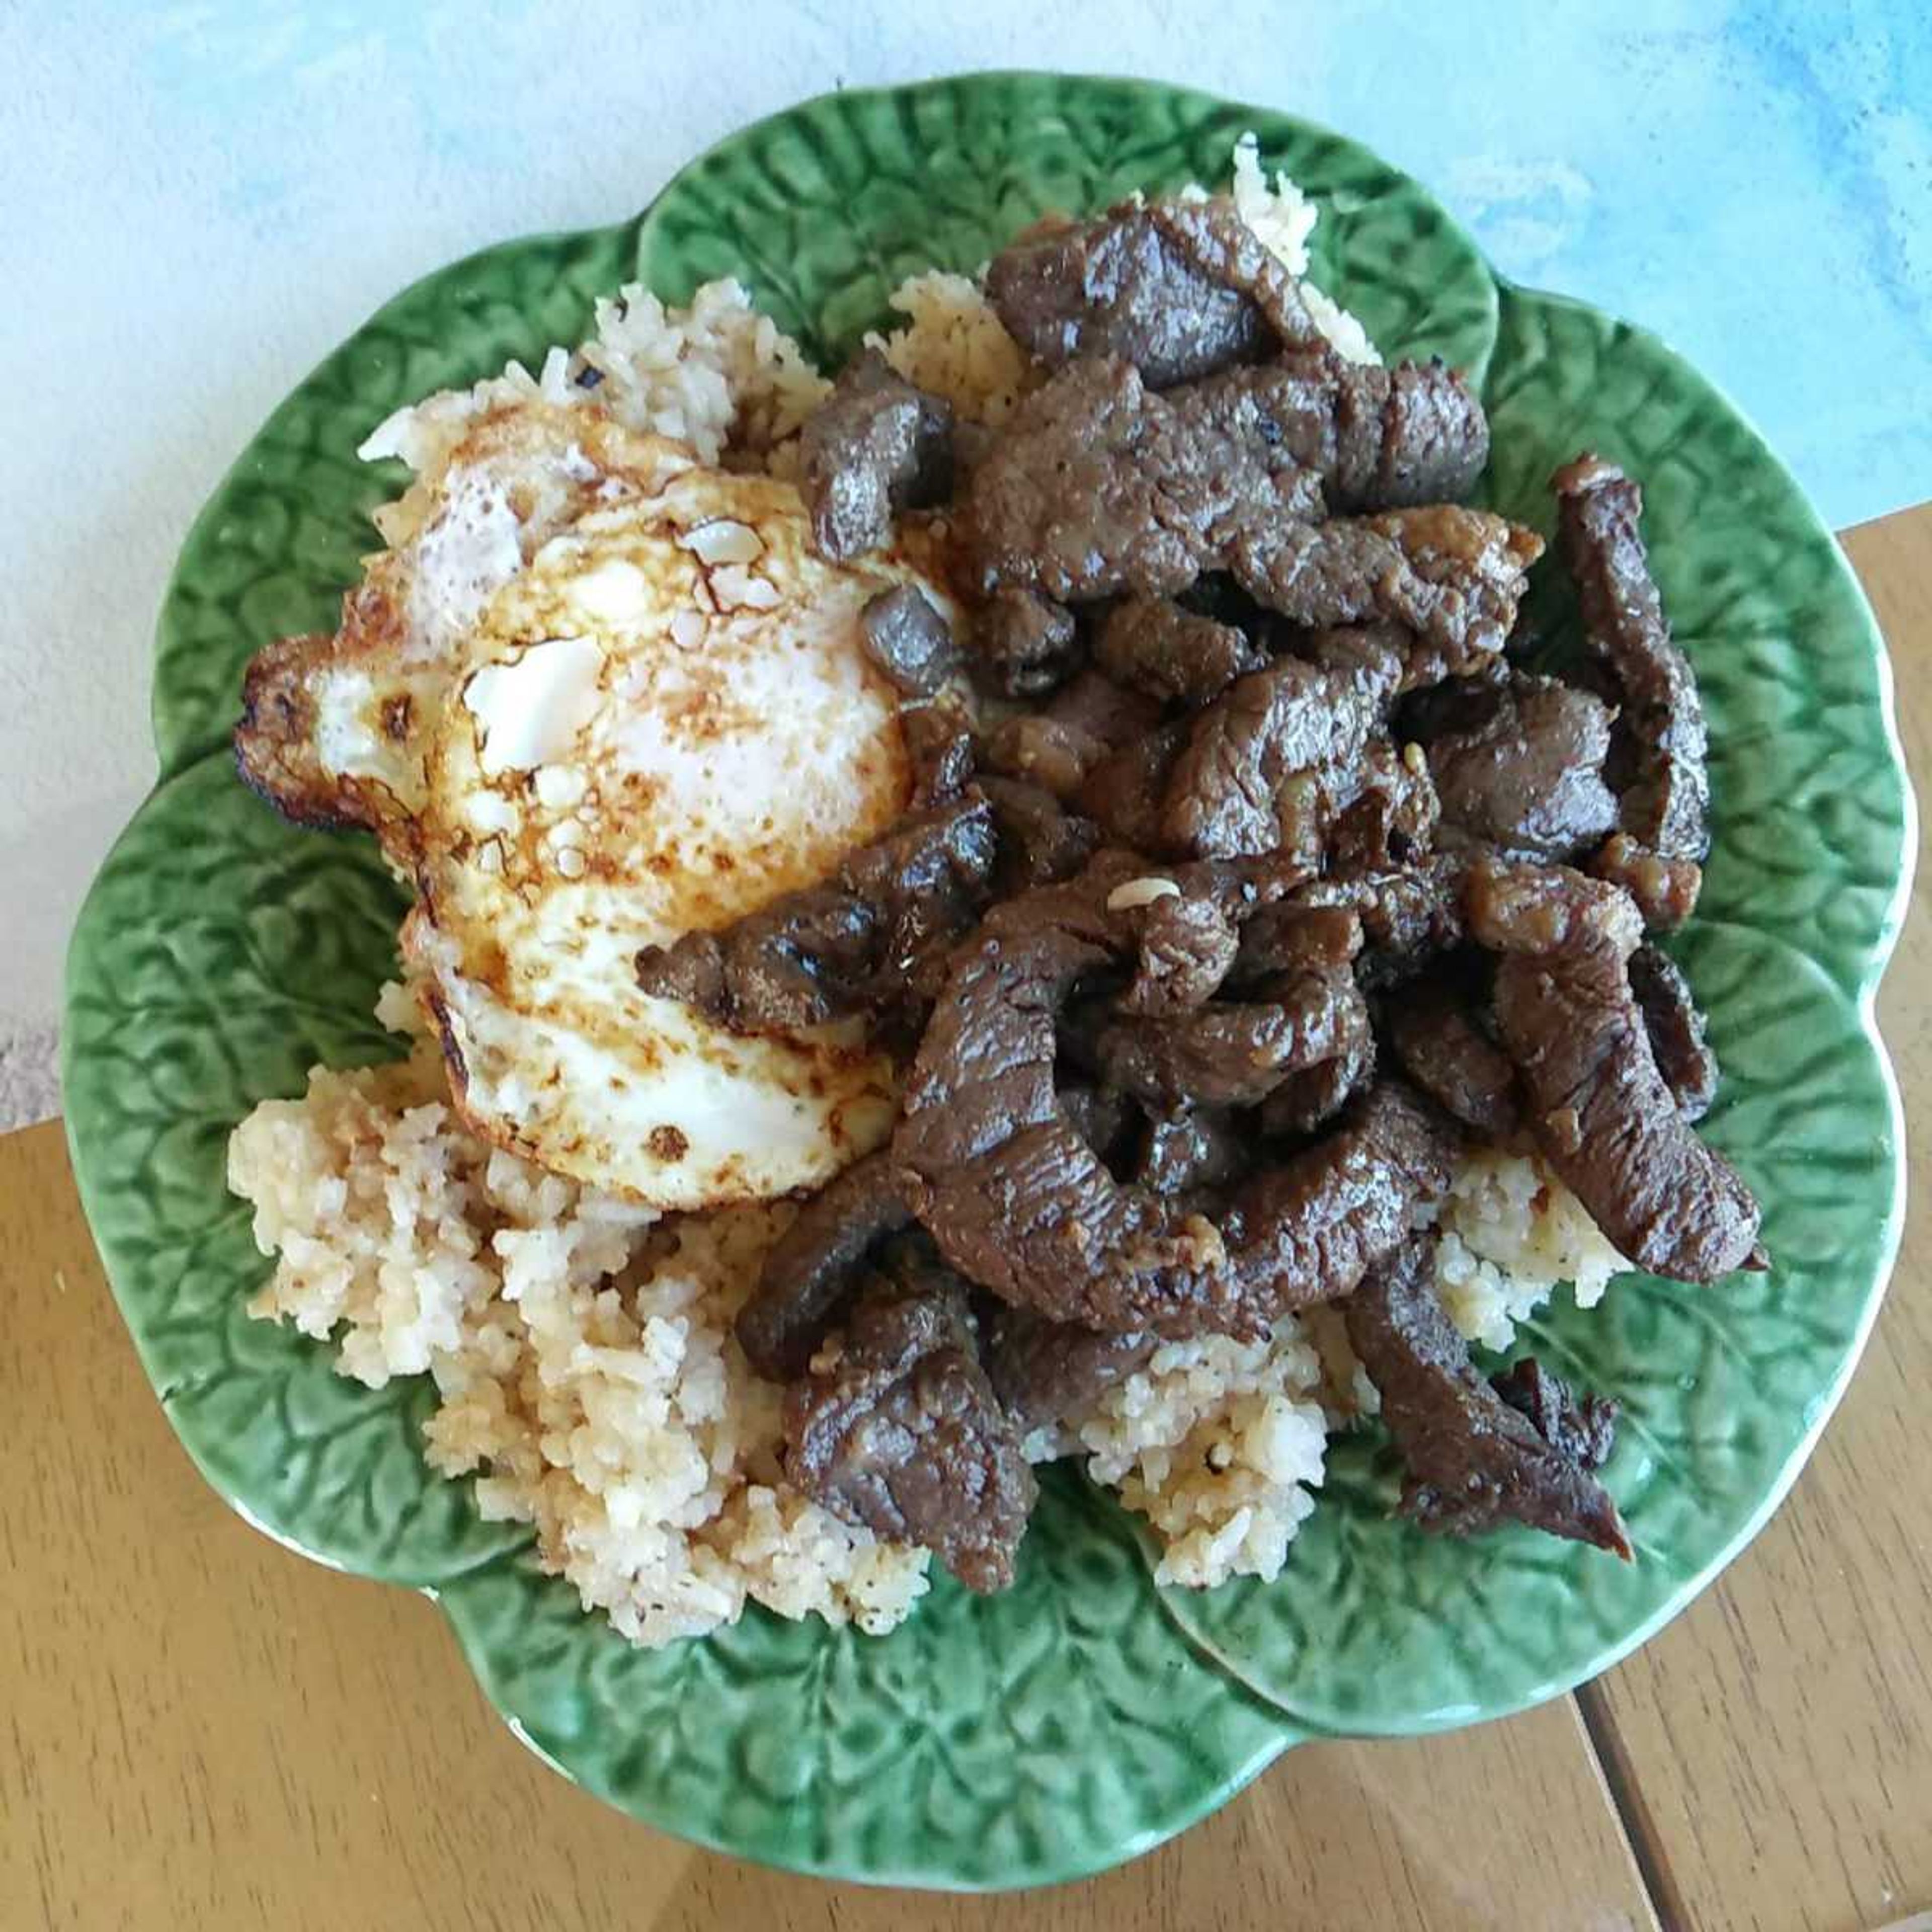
[1135,1105,1251,1197]
[1423,675,1620,861]
[1220,1080,1457,1311]
[1555,454,1710,925]
[1057,1081,1138,1170]
[1468,862,1763,1280]
[972,588,1082,697]
[1226,506,1544,678]
[984,714,1109,801]
[1345,1239,1631,1557]
[801,349,953,560]
[1095,597,1266,707]
[978,775,1101,893]
[1327,736,1441,872]
[635,796,996,1028]
[1286,857,1468,986]
[1385,978,1520,1138]
[1629,942,1718,1122]
[986,196,1319,387]
[1077,722,1189,849]
[1189,351,1490,509]
[895,855,1258,1337]
[902,700,976,806]
[1117,890,1241,1016]
[1228,902,1363,982]
[785,1243,1035,1592]
[1489,1357,1620,1471]
[967,356,1326,604]
[985,1307,1156,1436]
[1160,653,1397,858]
[1256,988,1375,1137]
[736,1150,911,1381]
[859,584,959,696]
[1045,667,1165,746]
[1589,832,1703,931]
[1093,973,1364,1110]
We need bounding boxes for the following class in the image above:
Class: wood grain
[0,1119,1656,1930]
[1581,509,1932,1932]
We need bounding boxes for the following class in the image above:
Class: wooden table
[4,507,1927,1931]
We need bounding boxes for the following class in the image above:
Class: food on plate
[229,137,1761,1646]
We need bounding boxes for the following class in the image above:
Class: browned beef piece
[1095,597,1266,707]
[1220,1081,1457,1312]
[986,197,1320,387]
[1589,832,1703,930]
[1227,902,1363,982]
[1629,942,1718,1122]
[801,350,953,560]
[736,1151,912,1381]
[984,714,1109,801]
[1255,985,1375,1137]
[1327,736,1441,872]
[1076,722,1189,849]
[1285,857,1468,986]
[973,588,1082,697]
[1467,862,1763,1280]
[1422,675,1620,861]
[859,584,960,696]
[1092,973,1364,1110]
[978,775,1102,893]
[1045,667,1165,747]
[1135,1105,1251,1197]
[1116,890,1241,1016]
[1385,978,1520,1138]
[895,855,1257,1337]
[1344,1239,1631,1557]
[984,1307,1156,1436]
[1302,619,1506,700]
[902,700,976,806]
[785,1242,1036,1592]
[1554,455,1710,927]
[1058,1082,1138,1170]
[635,796,996,1029]
[1160,653,1397,858]
[1189,351,1490,509]
[966,356,1327,604]
[1489,1357,1620,1471]
[1225,506,1544,678]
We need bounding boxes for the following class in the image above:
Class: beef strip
[1226,902,1363,982]
[902,700,976,806]
[1589,832,1703,931]
[1095,596,1266,707]
[635,795,996,1029]
[1116,889,1241,1016]
[1629,942,1718,1122]
[972,588,1082,697]
[1255,987,1376,1136]
[1284,856,1468,986]
[1422,675,1620,861]
[1159,652,1397,858]
[1554,454,1710,927]
[984,714,1109,801]
[984,1306,1156,1437]
[1225,506,1545,678]
[1467,862,1763,1280]
[1135,1104,1252,1197]
[978,775,1102,893]
[894,854,1261,1337]
[800,349,953,560]
[986,196,1320,387]
[859,584,960,696]
[1187,350,1490,509]
[1044,667,1165,748]
[784,1240,1036,1592]
[1344,1238,1631,1557]
[966,356,1327,604]
[1219,1080,1458,1311]
[1384,977,1520,1138]
[1092,970,1364,1110]
[736,1150,912,1381]
[1489,1357,1620,1471]
[1327,736,1441,872]
[1076,721,1189,849]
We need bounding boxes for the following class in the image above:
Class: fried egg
[401,465,956,1208]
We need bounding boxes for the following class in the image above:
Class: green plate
[64,73,1912,1887]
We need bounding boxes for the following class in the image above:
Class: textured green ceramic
[64,74,1911,1887]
